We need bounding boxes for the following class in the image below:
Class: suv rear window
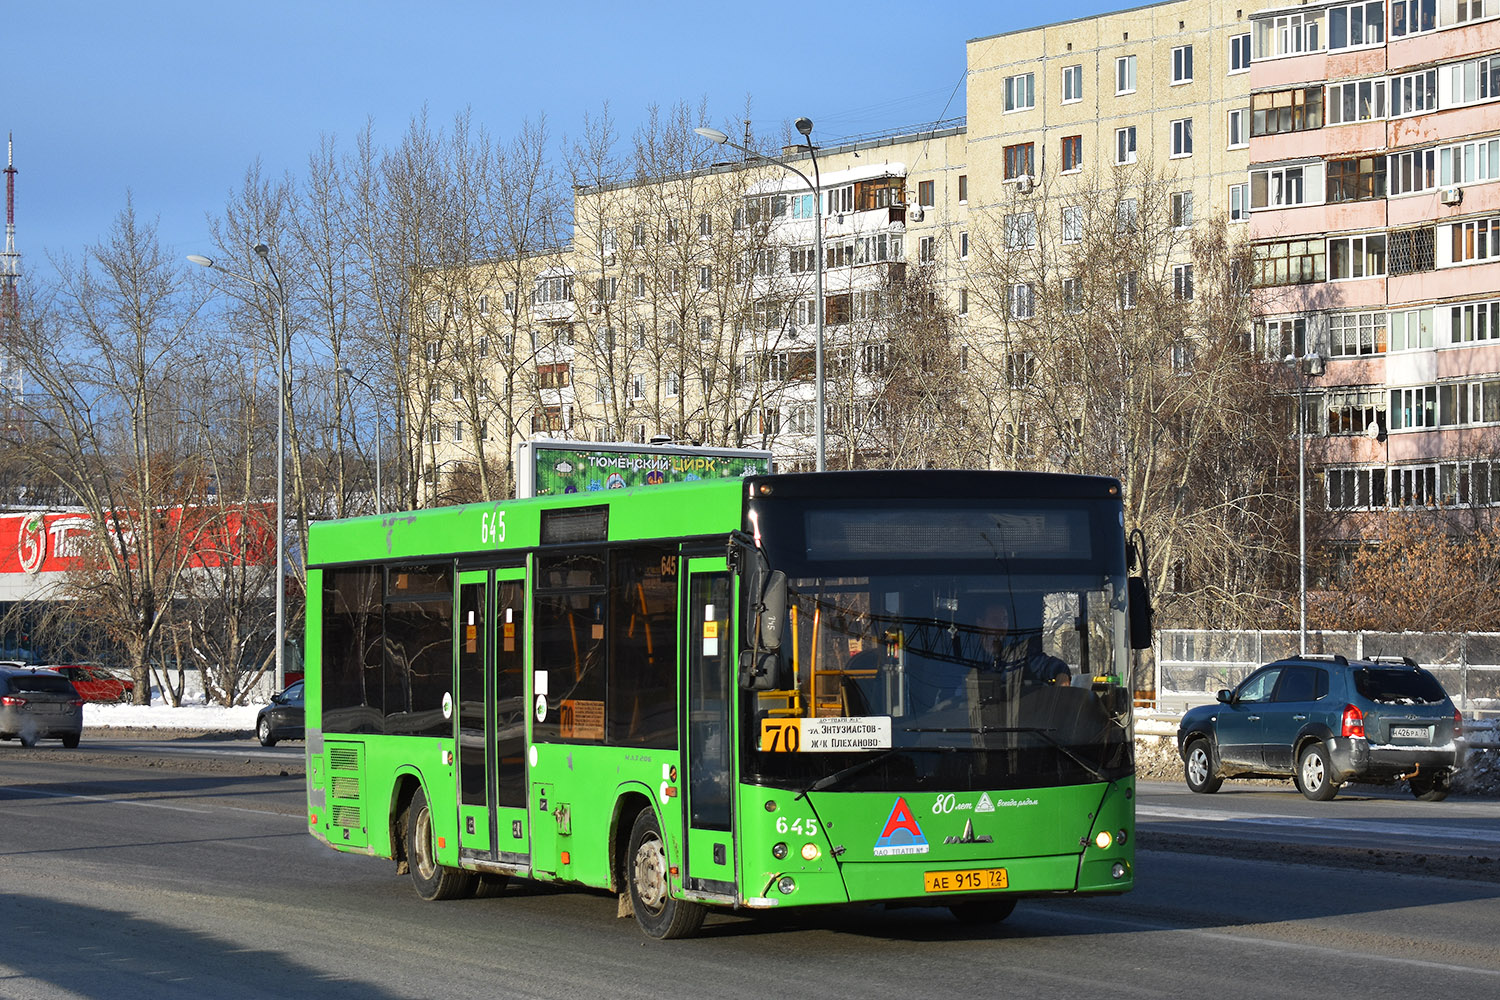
[1353,667,1448,705]
[9,674,75,694]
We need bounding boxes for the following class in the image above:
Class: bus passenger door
[456,567,529,869]
[681,558,736,899]
[492,570,529,865]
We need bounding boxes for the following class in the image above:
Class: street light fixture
[695,119,826,472]
[188,248,290,692]
[339,367,384,515]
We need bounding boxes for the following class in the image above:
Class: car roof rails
[1367,654,1421,668]
[1295,653,1349,665]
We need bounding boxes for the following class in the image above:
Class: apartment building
[1246,0,1500,535]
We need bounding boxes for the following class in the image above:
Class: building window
[1389,307,1434,351]
[1172,45,1193,85]
[1170,119,1194,159]
[1329,311,1387,357]
[1115,126,1137,165]
[1257,316,1308,358]
[1326,388,1386,436]
[1252,11,1324,60]
[1229,32,1251,73]
[1062,205,1083,243]
[1005,212,1038,250]
[1116,198,1138,233]
[960,231,970,258]
[1445,0,1492,26]
[1326,155,1387,202]
[1251,164,1313,208]
[699,315,713,340]
[1118,272,1138,310]
[1230,183,1250,222]
[1390,386,1438,430]
[1173,263,1194,301]
[1062,64,1083,103]
[1391,0,1436,35]
[1005,72,1036,111]
[1010,284,1035,320]
[1391,70,1438,117]
[1062,276,1083,313]
[958,174,968,202]
[1451,217,1500,264]
[1227,109,1248,149]
[919,236,937,263]
[698,266,712,291]
[1171,191,1194,228]
[1251,88,1323,136]
[1254,239,1327,286]
[918,180,935,207]
[1390,148,1438,194]
[1003,143,1035,180]
[1328,233,1387,280]
[1327,2,1385,49]
[1062,134,1083,173]
[1116,55,1137,95]
[698,213,711,237]
[1328,467,1389,509]
[1451,300,1500,343]
[1327,79,1387,125]
[1439,137,1500,185]
[1448,56,1500,107]
[1388,226,1435,275]
[958,288,968,315]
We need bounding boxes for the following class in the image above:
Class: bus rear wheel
[626,809,705,939]
[405,787,476,901]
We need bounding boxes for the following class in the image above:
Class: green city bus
[304,470,1148,938]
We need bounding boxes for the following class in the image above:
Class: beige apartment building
[415,0,1291,503]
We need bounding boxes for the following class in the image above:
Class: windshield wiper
[794,745,956,801]
[909,725,1111,783]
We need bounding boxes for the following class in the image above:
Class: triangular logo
[975,792,995,813]
[873,796,929,856]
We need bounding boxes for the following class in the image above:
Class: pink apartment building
[1248,0,1500,544]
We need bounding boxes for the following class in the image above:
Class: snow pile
[85,695,260,731]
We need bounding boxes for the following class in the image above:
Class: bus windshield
[743,496,1133,792]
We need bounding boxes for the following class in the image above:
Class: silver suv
[0,666,84,748]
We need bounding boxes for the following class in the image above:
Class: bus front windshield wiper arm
[794,745,956,801]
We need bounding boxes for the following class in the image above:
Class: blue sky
[10,0,1123,278]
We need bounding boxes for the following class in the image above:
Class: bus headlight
[1094,830,1113,850]
[800,843,820,862]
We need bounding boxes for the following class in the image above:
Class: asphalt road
[2,746,1498,999]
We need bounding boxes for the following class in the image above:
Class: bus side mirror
[759,570,787,651]
[1128,576,1153,650]
[740,650,783,691]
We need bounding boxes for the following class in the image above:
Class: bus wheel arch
[390,774,422,875]
[624,807,706,939]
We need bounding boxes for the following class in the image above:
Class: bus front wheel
[626,809,705,939]
[405,787,476,901]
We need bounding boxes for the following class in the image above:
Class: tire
[1296,743,1339,801]
[61,733,80,749]
[950,898,1018,924]
[1409,772,1451,802]
[257,717,276,747]
[1183,739,1223,794]
[406,788,476,901]
[626,809,705,939]
[472,873,509,898]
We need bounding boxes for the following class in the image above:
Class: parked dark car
[256,680,305,747]
[46,664,135,703]
[1178,655,1463,801]
[0,666,84,747]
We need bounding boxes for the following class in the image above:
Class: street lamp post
[695,119,826,472]
[339,367,384,515]
[187,247,289,692]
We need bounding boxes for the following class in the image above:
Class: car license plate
[1392,726,1430,740]
[923,868,1008,893]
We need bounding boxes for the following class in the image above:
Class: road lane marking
[1136,804,1496,844]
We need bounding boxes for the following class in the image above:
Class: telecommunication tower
[1,133,20,409]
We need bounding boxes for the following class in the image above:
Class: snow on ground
[85,694,261,731]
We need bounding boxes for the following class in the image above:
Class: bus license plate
[924,868,1008,893]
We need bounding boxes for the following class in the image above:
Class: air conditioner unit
[907,206,923,223]
[1440,186,1463,206]
[1016,175,1035,194]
